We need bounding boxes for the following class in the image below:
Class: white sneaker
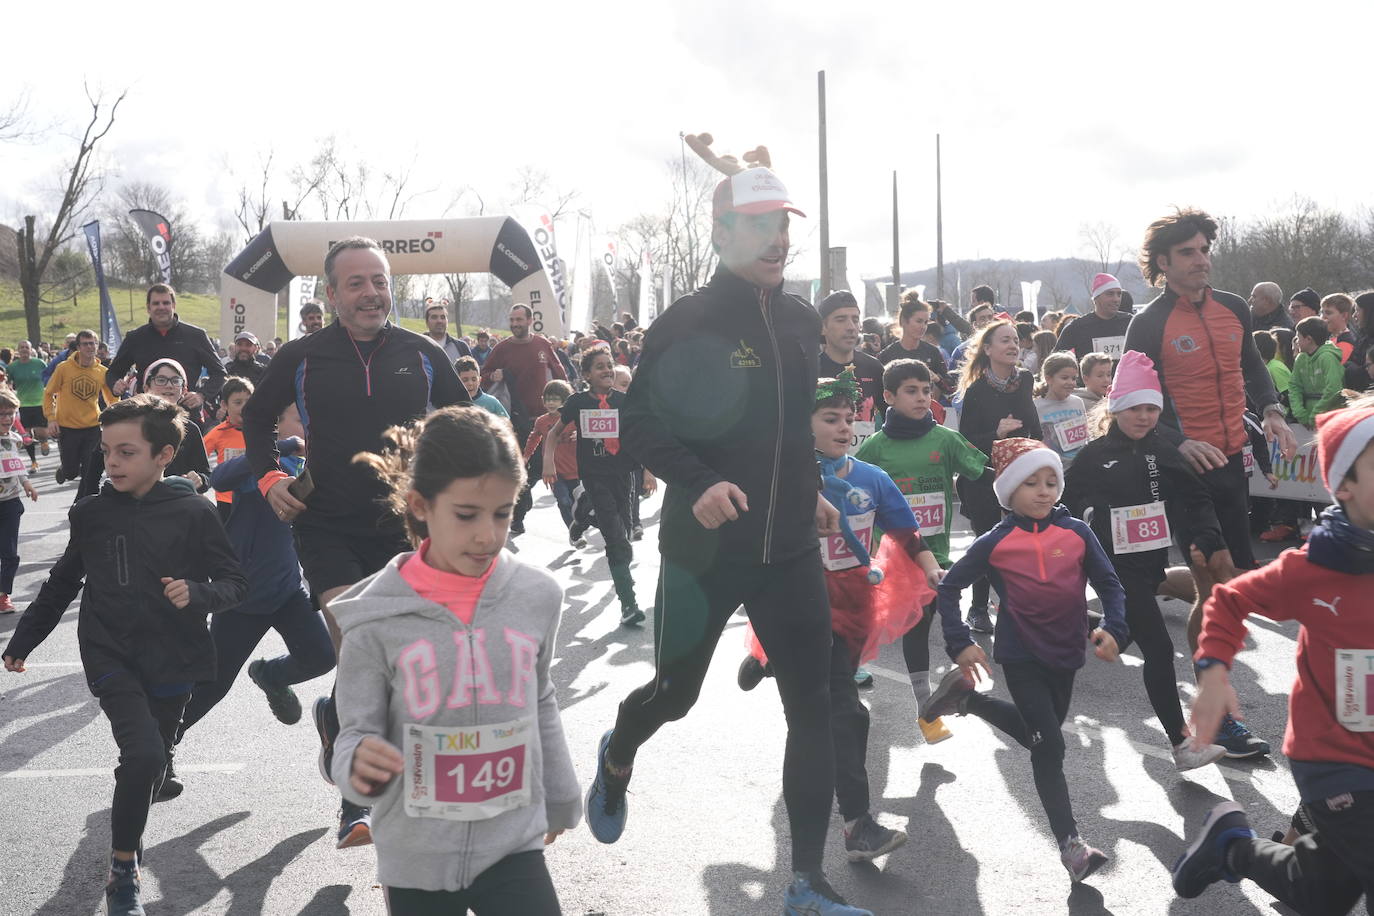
[1173,739,1227,771]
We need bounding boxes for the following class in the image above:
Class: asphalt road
[0,458,1306,915]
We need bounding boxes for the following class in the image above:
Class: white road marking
[3,763,243,779]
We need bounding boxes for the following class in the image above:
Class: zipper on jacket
[459,626,479,888]
[759,288,783,564]
[1032,523,1047,580]
[347,329,386,397]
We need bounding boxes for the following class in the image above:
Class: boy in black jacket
[3,395,247,916]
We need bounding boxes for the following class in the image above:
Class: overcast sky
[4,0,1371,292]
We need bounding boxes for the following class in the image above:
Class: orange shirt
[203,421,247,504]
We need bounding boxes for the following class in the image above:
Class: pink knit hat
[1317,405,1374,497]
[1091,273,1123,300]
[1108,351,1164,412]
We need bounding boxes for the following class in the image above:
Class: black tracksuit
[108,316,227,401]
[1063,425,1225,746]
[610,266,835,873]
[4,481,247,850]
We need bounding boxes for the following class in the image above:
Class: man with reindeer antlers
[582,134,873,916]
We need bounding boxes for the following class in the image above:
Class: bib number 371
[403,718,533,821]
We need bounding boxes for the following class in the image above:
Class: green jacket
[1289,342,1345,426]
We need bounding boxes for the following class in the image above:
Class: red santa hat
[991,436,1063,510]
[1091,273,1123,300]
[1317,405,1374,497]
[1108,350,1164,412]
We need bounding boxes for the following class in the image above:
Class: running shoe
[921,668,975,722]
[619,605,645,627]
[585,729,629,843]
[54,466,65,484]
[631,524,644,541]
[966,607,994,633]
[249,659,302,725]
[28,461,38,476]
[105,861,145,916]
[155,758,183,801]
[508,521,525,537]
[336,800,373,849]
[918,716,952,744]
[1172,800,1254,898]
[569,530,587,549]
[844,813,907,862]
[853,666,874,689]
[40,439,50,456]
[0,594,14,614]
[1172,739,1226,771]
[783,871,873,915]
[1258,524,1298,543]
[737,655,768,691]
[1060,834,1109,882]
[313,696,336,785]
[1216,715,1270,758]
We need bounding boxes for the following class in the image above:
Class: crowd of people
[0,173,1371,915]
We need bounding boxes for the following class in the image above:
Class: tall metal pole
[891,170,900,314]
[936,134,944,299]
[817,70,831,300]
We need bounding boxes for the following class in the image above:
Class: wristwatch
[1261,403,1285,420]
[1194,656,1229,675]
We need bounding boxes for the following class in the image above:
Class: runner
[243,235,469,848]
[42,329,115,494]
[335,405,580,915]
[1063,351,1230,769]
[422,298,472,364]
[1122,207,1296,758]
[879,292,953,396]
[819,291,886,449]
[582,154,868,915]
[108,283,225,411]
[1033,352,1088,466]
[0,389,38,613]
[924,437,1129,883]
[1055,273,1132,359]
[954,320,1043,634]
[9,341,48,474]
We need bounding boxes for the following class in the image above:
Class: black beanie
[1291,287,1321,312]
[818,290,859,319]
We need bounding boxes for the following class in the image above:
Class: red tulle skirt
[746,536,934,668]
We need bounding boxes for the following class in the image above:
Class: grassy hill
[0,280,483,347]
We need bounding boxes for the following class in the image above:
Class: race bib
[848,420,876,455]
[402,718,533,821]
[222,447,245,462]
[1335,649,1374,732]
[0,456,24,475]
[820,513,873,571]
[905,492,947,536]
[1109,502,1171,553]
[1054,419,1089,453]
[579,409,619,439]
[1092,336,1126,360]
[1242,444,1255,478]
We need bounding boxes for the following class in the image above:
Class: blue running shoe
[1216,715,1270,759]
[585,729,629,843]
[105,860,145,916]
[783,872,873,915]
[1173,801,1255,897]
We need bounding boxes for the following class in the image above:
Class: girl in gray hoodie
[330,406,580,914]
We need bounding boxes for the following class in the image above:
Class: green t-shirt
[1266,358,1292,396]
[855,423,988,566]
[7,357,45,407]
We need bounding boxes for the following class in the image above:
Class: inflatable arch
[219,217,563,344]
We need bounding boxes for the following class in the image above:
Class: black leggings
[384,850,560,915]
[583,475,633,568]
[608,551,834,872]
[93,669,189,851]
[964,659,1077,842]
[58,425,101,497]
[1115,562,1187,746]
[901,603,936,677]
[1233,791,1374,915]
[829,635,871,821]
[180,590,336,734]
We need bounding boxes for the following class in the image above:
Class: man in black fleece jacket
[584,163,870,916]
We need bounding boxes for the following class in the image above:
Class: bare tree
[0,89,34,142]
[16,86,126,343]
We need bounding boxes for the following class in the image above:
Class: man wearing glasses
[40,330,116,490]
[108,283,225,411]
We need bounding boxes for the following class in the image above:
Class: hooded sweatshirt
[330,550,580,892]
[41,352,115,429]
[1289,341,1346,426]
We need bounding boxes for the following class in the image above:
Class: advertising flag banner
[82,221,122,350]
[516,208,570,333]
[598,236,619,300]
[129,209,173,283]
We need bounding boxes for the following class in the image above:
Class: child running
[1174,401,1374,913]
[172,402,336,803]
[543,346,644,625]
[855,358,988,743]
[1074,351,1114,412]
[523,379,582,545]
[2,395,247,916]
[738,371,938,861]
[1062,351,1229,769]
[332,405,580,915]
[1034,351,1089,465]
[202,377,253,523]
[923,436,1129,882]
[0,388,39,613]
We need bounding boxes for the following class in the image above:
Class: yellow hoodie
[42,352,115,429]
